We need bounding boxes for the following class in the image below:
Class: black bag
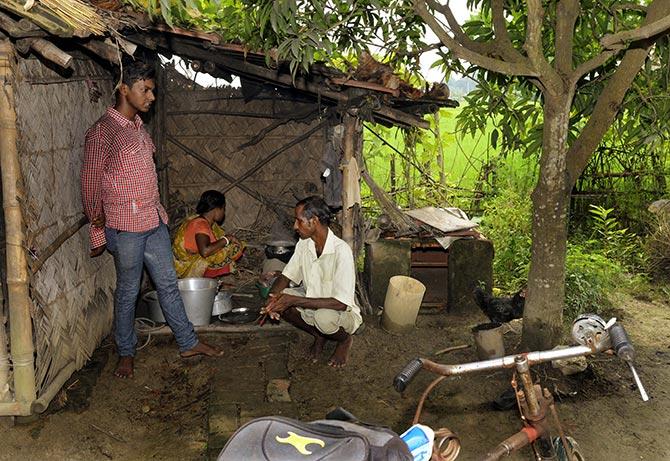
[217,413,412,461]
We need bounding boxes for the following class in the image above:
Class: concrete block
[364,240,412,309]
[447,239,493,313]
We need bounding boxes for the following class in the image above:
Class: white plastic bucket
[381,276,426,334]
[142,278,217,326]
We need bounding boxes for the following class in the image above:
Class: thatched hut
[0,1,456,417]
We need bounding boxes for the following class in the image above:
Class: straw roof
[0,0,457,129]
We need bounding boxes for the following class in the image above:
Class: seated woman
[173,190,245,279]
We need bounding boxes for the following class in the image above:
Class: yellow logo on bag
[276,431,326,455]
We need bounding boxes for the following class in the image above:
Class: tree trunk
[522,93,573,350]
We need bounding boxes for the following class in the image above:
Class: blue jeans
[105,221,198,356]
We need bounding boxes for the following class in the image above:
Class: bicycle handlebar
[395,321,649,401]
[394,344,603,393]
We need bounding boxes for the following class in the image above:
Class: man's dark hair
[114,59,155,88]
[196,190,226,215]
[296,196,332,225]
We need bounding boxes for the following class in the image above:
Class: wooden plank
[330,77,400,96]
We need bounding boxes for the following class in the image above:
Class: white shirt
[282,229,360,314]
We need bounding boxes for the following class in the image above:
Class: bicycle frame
[394,318,648,461]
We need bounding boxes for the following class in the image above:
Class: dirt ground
[2,289,669,461]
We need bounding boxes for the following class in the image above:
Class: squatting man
[261,196,362,367]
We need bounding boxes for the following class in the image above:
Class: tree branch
[601,12,670,48]
[567,0,670,183]
[572,48,622,81]
[414,0,539,77]
[425,0,494,56]
[555,0,580,76]
[524,0,560,89]
[491,0,527,63]
[611,2,647,14]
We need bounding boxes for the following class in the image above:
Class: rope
[134,317,165,351]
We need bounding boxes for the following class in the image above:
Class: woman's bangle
[221,236,230,246]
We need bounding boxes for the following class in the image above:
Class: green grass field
[362,106,537,214]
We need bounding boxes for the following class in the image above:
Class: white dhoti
[283,287,362,335]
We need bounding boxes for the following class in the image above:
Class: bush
[478,187,532,292]
[564,244,626,320]
[586,205,647,272]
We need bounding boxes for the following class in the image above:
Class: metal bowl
[218,306,260,324]
[265,240,296,263]
[212,291,233,316]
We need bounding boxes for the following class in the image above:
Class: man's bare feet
[180,341,224,358]
[114,356,134,378]
[328,336,353,368]
[308,336,326,362]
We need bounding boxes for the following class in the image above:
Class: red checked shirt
[81,107,168,249]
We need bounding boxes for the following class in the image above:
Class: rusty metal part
[547,389,576,461]
[571,314,610,350]
[412,376,447,425]
[482,426,541,461]
[432,427,461,461]
[419,345,602,378]
[515,355,540,417]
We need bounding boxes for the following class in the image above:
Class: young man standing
[81,60,222,378]
[262,196,362,367]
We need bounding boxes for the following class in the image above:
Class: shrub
[478,187,532,292]
[564,244,626,320]
[586,205,646,272]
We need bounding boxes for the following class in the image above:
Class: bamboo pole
[31,361,77,414]
[341,114,357,249]
[31,215,88,273]
[0,401,25,415]
[434,110,446,186]
[15,38,73,69]
[0,315,10,403]
[0,40,36,416]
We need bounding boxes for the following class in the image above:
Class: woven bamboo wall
[12,54,116,394]
[163,82,326,233]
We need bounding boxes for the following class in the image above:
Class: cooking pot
[265,240,296,264]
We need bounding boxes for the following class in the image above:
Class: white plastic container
[400,424,435,461]
[381,276,426,334]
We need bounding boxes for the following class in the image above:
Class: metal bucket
[472,322,505,360]
[142,278,217,326]
[178,278,217,326]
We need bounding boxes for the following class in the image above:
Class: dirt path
[1,293,668,460]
